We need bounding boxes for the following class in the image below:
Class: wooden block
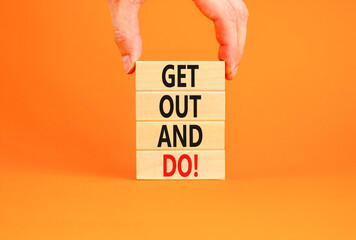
[136,92,225,120]
[137,150,225,179]
[136,61,225,180]
[136,61,225,91]
[136,121,224,150]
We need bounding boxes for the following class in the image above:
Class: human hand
[107,0,248,80]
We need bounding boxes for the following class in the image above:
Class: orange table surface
[1,170,355,239]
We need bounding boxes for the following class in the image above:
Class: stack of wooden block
[136,61,225,179]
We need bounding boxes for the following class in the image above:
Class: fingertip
[225,73,233,80]
[122,55,136,74]
[127,62,136,74]
[225,65,238,80]
[218,46,239,80]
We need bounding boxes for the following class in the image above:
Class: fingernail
[122,55,133,73]
[227,66,238,80]
[232,66,238,77]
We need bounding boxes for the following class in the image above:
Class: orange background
[1,0,355,239]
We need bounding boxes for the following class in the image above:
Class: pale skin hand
[107,0,248,80]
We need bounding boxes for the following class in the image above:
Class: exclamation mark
[194,154,198,177]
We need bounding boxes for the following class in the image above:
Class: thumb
[107,0,145,74]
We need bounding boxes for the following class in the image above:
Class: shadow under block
[136,61,225,180]
[137,150,225,179]
[136,61,225,91]
[136,92,225,120]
